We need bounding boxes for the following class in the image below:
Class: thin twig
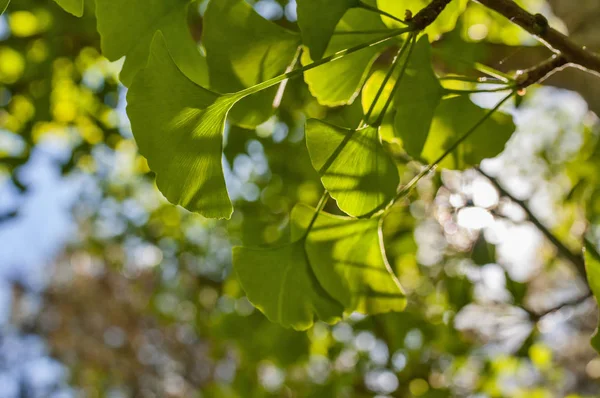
[476,0,600,77]
[476,167,587,279]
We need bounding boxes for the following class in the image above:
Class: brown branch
[411,0,453,30]
[476,168,587,279]
[476,0,600,77]
[515,54,569,88]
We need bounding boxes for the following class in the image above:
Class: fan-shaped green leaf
[127,33,235,219]
[393,35,444,156]
[233,240,344,331]
[420,96,515,169]
[96,0,208,87]
[301,7,393,106]
[54,0,83,16]
[306,119,399,217]
[585,243,600,353]
[292,204,406,314]
[376,0,468,40]
[296,0,360,60]
[204,0,300,128]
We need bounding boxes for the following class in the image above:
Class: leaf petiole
[384,91,516,210]
[358,0,409,26]
[373,33,417,126]
[234,27,413,101]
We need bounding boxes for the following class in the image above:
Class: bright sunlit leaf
[127,33,235,219]
[233,240,344,331]
[292,204,406,314]
[306,119,399,217]
[420,96,515,169]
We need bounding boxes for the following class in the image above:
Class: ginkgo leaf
[233,240,344,331]
[127,32,235,219]
[420,96,515,170]
[292,204,406,314]
[376,0,468,40]
[54,0,83,17]
[306,119,399,217]
[394,35,444,156]
[204,0,300,129]
[96,0,208,87]
[0,0,9,15]
[296,0,360,60]
[301,7,393,106]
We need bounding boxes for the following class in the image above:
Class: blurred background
[1,0,600,396]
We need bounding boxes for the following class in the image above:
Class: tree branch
[530,292,593,321]
[412,0,453,30]
[476,0,600,77]
[476,168,587,279]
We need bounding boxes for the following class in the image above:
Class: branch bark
[476,0,600,77]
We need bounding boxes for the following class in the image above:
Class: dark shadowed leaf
[296,0,360,60]
[393,35,444,156]
[204,0,300,128]
[96,0,208,86]
[301,7,393,106]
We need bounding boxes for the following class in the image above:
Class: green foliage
[296,0,360,60]
[292,204,406,313]
[420,96,515,169]
[127,34,234,219]
[96,0,208,86]
[306,121,398,217]
[5,0,600,395]
[300,7,391,106]
[233,239,344,330]
[204,0,300,128]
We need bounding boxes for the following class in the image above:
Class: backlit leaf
[296,0,360,60]
[127,33,234,219]
[292,204,406,314]
[96,0,208,87]
[306,119,399,217]
[420,96,515,169]
[233,240,344,331]
[301,7,393,106]
[204,0,300,128]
